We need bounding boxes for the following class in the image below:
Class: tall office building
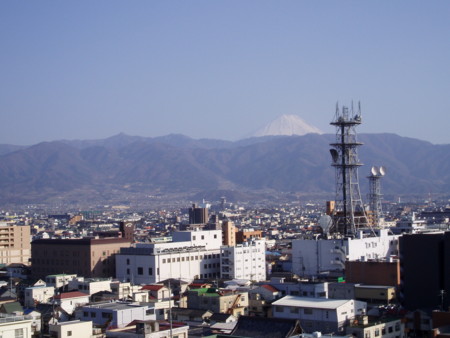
[399,232,450,311]
[0,222,30,265]
[189,203,209,224]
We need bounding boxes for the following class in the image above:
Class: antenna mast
[329,102,368,236]
[367,166,386,227]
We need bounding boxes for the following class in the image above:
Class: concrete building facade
[221,239,266,282]
[31,237,131,279]
[116,230,222,284]
[272,296,366,334]
[0,223,30,266]
[292,230,399,278]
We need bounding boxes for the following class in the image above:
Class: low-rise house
[354,285,396,305]
[0,313,33,338]
[187,288,248,317]
[171,308,212,324]
[141,284,171,301]
[110,281,140,300]
[68,277,112,296]
[52,291,90,315]
[49,320,95,338]
[24,285,55,307]
[76,301,156,329]
[345,315,404,338]
[266,277,328,298]
[248,284,281,316]
[6,263,31,279]
[272,295,366,334]
[45,274,77,291]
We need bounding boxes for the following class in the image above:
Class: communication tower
[367,166,386,227]
[329,103,368,236]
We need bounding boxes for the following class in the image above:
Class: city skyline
[1,1,450,145]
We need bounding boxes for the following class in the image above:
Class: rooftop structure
[329,103,368,236]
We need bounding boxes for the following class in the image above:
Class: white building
[76,302,156,329]
[116,230,222,284]
[49,320,93,338]
[220,240,266,282]
[68,277,112,296]
[24,285,55,307]
[45,274,77,290]
[53,291,90,315]
[292,230,399,278]
[266,277,328,298]
[0,313,33,338]
[272,295,366,334]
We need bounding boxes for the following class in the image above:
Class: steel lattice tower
[367,166,385,227]
[329,103,368,236]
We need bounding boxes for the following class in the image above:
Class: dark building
[31,237,131,279]
[189,204,208,225]
[346,260,400,287]
[119,221,136,242]
[399,232,450,311]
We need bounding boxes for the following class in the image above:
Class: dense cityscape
[0,106,449,338]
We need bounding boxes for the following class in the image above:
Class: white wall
[292,231,399,278]
[221,240,266,282]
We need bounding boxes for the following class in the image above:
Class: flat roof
[272,296,351,310]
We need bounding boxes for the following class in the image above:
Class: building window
[137,267,143,275]
[214,234,217,239]
[15,328,24,338]
[149,268,153,275]
[126,268,130,275]
[91,312,96,318]
[375,329,380,336]
[126,259,130,265]
[275,306,283,312]
[290,307,299,314]
[304,308,313,315]
[67,331,72,336]
[162,259,166,263]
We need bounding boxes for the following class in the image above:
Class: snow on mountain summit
[252,114,323,137]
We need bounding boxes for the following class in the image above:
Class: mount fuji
[252,114,323,137]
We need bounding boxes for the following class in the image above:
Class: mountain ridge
[0,132,449,205]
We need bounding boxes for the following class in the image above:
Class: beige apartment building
[0,222,30,265]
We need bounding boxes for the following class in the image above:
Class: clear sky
[1,1,449,145]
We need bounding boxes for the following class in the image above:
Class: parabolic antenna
[371,166,379,176]
[379,166,386,176]
[329,149,339,163]
[318,214,333,233]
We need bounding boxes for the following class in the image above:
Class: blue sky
[1,1,449,145]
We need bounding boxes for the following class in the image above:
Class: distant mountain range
[0,132,449,205]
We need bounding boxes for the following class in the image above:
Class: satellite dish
[318,215,333,234]
[371,166,379,176]
[329,149,339,163]
[379,166,386,176]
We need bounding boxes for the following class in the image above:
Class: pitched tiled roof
[262,284,279,293]
[141,285,164,291]
[53,291,89,299]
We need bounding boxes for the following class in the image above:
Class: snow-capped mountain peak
[252,114,323,137]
